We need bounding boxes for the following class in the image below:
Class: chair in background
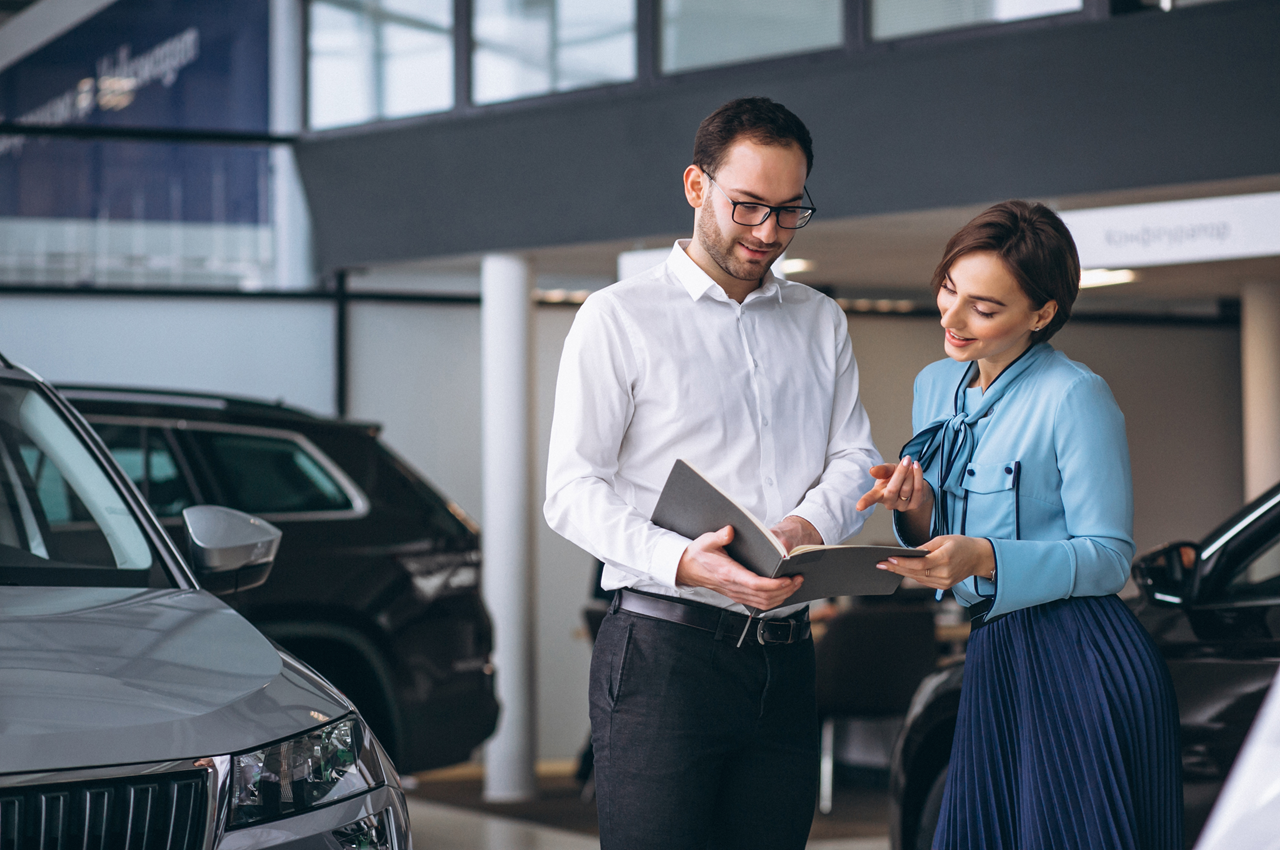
[814,605,939,814]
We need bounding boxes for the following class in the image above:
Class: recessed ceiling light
[779,258,815,275]
[1080,268,1137,288]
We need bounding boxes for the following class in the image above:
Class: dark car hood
[0,587,350,774]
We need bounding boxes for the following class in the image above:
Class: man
[544,97,880,849]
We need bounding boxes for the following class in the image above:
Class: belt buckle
[756,618,795,645]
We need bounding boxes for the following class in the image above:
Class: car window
[1226,534,1280,601]
[94,424,196,518]
[0,381,163,585]
[188,430,354,515]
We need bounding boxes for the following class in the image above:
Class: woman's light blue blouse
[895,345,1135,618]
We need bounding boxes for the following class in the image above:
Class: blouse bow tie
[900,343,1051,537]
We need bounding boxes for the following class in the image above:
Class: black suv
[59,385,499,773]
[890,480,1280,850]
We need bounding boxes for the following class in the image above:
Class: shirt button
[966,469,975,477]
[762,417,769,426]
[765,478,774,486]
[1004,466,1012,474]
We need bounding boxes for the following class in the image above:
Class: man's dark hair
[693,97,814,177]
[930,200,1081,344]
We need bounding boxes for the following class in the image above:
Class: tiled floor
[406,798,891,850]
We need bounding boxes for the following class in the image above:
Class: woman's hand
[856,456,931,513]
[876,535,995,591]
[856,456,934,545]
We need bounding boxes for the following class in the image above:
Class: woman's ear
[1033,300,1058,332]
[683,165,707,210]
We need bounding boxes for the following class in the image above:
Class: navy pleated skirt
[934,594,1183,850]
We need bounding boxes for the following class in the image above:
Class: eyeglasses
[706,175,816,230]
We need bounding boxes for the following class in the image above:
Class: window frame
[83,415,372,523]
[1195,505,1280,611]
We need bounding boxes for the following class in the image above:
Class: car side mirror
[182,505,282,596]
[1131,541,1199,606]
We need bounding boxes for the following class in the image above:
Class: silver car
[0,353,410,849]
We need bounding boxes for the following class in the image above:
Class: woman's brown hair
[931,200,1081,344]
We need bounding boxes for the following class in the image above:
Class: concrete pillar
[480,253,537,802]
[1242,281,1280,501]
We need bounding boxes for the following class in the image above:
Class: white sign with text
[1060,192,1280,269]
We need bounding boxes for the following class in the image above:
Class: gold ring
[925,568,931,577]
[899,495,910,501]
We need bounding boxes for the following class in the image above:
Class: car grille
[0,769,207,850]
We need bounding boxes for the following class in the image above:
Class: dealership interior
[0,0,1278,848]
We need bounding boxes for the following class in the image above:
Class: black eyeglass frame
[704,173,817,230]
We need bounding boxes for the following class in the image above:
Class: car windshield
[0,380,164,587]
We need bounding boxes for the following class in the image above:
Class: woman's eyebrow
[947,273,1007,307]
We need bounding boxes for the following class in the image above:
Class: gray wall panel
[296,1,1280,271]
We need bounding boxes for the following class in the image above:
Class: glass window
[661,0,841,75]
[308,0,453,130]
[473,0,635,105]
[0,137,276,289]
[190,430,354,515]
[0,382,160,582]
[871,0,1082,42]
[93,424,196,518]
[1226,534,1280,601]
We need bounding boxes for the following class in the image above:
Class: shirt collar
[666,239,784,305]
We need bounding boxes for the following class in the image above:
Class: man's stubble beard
[695,206,785,284]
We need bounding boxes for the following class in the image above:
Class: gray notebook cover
[651,459,924,609]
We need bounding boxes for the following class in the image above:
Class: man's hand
[675,525,803,611]
[770,515,822,554]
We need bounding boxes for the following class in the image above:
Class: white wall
[345,299,1243,760]
[347,299,595,762]
[843,315,1244,552]
[1,291,1242,761]
[0,294,337,413]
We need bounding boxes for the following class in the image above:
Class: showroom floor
[405,765,893,849]
[406,799,891,850]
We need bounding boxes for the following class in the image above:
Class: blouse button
[1004,466,1012,474]
[966,469,975,476]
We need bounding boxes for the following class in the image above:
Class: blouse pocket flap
[962,461,1018,494]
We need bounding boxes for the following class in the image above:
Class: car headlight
[230,716,389,828]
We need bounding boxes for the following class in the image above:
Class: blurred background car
[889,480,1280,850]
[0,355,410,848]
[57,385,500,774]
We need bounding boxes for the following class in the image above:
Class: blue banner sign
[0,0,270,227]
[0,0,268,135]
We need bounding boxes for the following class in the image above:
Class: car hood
[0,587,351,774]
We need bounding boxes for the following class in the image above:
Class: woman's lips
[945,329,976,346]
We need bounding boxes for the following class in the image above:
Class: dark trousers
[589,605,820,850]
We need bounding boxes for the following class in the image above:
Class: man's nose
[752,213,780,243]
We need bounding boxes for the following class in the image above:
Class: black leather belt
[967,598,1009,631]
[615,589,810,646]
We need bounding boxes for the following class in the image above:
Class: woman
[857,200,1182,849]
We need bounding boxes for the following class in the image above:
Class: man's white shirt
[544,240,881,617]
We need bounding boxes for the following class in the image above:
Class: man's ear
[683,165,706,210]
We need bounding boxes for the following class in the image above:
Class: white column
[480,253,537,802]
[1242,281,1280,501]
[270,0,312,290]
